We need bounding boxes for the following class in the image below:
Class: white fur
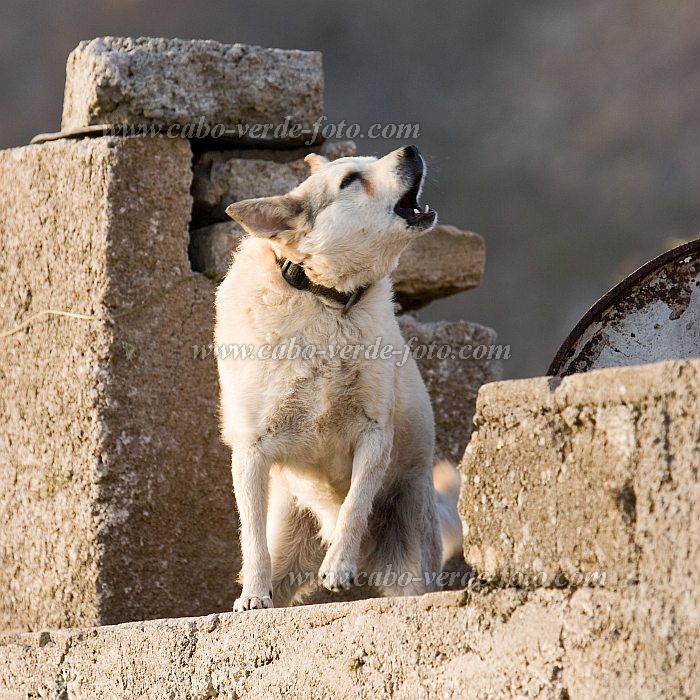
[215,147,462,610]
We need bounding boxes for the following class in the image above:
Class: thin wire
[0,274,197,340]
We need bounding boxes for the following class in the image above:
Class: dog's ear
[225,196,305,239]
[304,153,329,174]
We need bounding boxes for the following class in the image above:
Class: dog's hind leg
[362,473,443,597]
[268,479,324,607]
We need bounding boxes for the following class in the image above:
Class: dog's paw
[319,551,357,592]
[233,594,273,612]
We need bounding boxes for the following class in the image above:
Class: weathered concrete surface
[460,360,700,601]
[399,316,502,463]
[393,225,485,310]
[192,140,356,227]
[61,37,323,143]
[1,587,696,699]
[0,136,240,631]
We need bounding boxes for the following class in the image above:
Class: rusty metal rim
[547,237,700,376]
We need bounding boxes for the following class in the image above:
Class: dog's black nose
[402,145,421,160]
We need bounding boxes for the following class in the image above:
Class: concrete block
[399,316,502,463]
[459,360,700,605]
[0,136,240,631]
[392,225,485,310]
[0,587,696,698]
[61,37,323,144]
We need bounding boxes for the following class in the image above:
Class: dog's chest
[271,355,365,439]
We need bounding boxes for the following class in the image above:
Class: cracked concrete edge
[0,586,696,698]
[473,357,700,422]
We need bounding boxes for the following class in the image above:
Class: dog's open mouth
[394,173,436,228]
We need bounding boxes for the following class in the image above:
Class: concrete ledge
[460,360,700,604]
[392,225,485,310]
[1,588,696,699]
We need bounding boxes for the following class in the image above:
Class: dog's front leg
[231,444,273,611]
[319,422,392,591]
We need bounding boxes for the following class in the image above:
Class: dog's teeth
[424,204,430,213]
[413,208,420,215]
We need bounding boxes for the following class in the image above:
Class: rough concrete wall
[399,316,502,463]
[95,137,241,625]
[0,136,241,631]
[0,587,696,699]
[1,139,112,631]
[0,134,497,631]
[460,359,699,592]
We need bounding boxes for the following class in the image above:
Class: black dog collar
[276,256,368,314]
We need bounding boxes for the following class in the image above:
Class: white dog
[216,145,462,611]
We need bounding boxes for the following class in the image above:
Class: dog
[215,145,462,611]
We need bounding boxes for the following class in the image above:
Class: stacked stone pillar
[0,37,498,631]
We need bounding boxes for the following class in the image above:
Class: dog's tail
[433,459,463,564]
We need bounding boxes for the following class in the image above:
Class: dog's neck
[275,255,368,315]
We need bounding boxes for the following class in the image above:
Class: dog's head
[225,145,437,292]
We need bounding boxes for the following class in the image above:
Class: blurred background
[1,0,698,378]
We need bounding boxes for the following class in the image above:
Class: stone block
[61,37,323,145]
[189,222,244,279]
[399,316,503,463]
[0,136,240,631]
[459,359,700,607]
[392,225,485,310]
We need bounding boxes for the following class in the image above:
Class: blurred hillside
[1,0,698,377]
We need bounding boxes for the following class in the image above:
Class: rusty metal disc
[548,238,700,376]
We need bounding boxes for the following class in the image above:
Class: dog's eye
[339,171,361,190]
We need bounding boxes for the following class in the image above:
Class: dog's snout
[401,145,421,160]
[394,144,424,186]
